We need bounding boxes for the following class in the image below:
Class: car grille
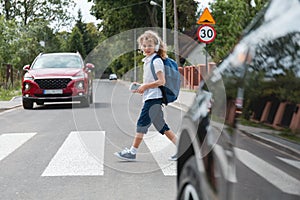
[35,78,72,89]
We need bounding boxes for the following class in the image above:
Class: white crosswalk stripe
[1,130,300,190]
[277,157,300,170]
[235,147,300,195]
[42,131,105,176]
[143,131,177,176]
[0,132,37,161]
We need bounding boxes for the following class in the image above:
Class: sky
[58,0,100,32]
[74,0,100,24]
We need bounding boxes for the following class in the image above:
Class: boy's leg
[132,133,144,148]
[114,100,152,161]
[128,132,144,155]
[164,130,177,145]
[164,130,178,161]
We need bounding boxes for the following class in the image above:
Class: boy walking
[114,30,177,161]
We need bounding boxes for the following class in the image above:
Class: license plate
[43,89,63,94]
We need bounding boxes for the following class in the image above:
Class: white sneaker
[168,154,177,161]
[114,148,136,161]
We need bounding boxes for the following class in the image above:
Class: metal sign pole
[205,44,208,75]
[134,29,137,82]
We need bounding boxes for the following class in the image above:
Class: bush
[0,84,21,101]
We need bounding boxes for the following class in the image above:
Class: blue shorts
[136,98,170,134]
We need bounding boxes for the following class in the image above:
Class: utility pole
[134,29,137,82]
[162,0,167,45]
[173,0,180,65]
[150,0,167,45]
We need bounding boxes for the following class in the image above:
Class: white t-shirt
[142,53,164,102]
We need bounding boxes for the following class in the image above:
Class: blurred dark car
[22,52,94,109]
[177,0,300,199]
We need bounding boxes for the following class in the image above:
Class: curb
[0,105,22,112]
[0,96,22,112]
[240,130,300,158]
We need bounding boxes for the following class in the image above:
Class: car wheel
[178,156,202,200]
[23,99,34,109]
[89,91,93,104]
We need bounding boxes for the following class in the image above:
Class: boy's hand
[130,82,141,92]
[136,84,147,94]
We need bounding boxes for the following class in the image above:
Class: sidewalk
[0,96,22,112]
[173,91,300,157]
[238,124,300,157]
[1,84,299,157]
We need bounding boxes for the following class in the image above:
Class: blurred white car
[109,74,117,80]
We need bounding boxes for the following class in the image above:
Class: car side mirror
[85,63,95,70]
[23,65,30,71]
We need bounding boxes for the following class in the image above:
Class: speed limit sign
[197,25,216,44]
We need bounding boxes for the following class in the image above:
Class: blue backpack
[150,55,181,105]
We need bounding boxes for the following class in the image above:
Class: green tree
[12,20,60,68]
[84,23,103,56]
[90,0,199,76]
[55,31,71,52]
[166,0,198,32]
[0,0,75,30]
[0,17,51,77]
[208,0,268,63]
[0,16,17,64]
[68,26,85,56]
[0,16,43,69]
[75,10,101,57]
[91,0,159,37]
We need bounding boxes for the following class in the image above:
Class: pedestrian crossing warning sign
[197,8,215,25]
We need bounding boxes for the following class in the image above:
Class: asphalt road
[0,79,299,200]
[233,131,300,200]
[0,80,181,200]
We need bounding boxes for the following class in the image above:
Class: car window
[243,31,300,122]
[219,0,300,125]
[32,55,83,69]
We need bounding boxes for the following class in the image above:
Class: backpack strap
[150,54,161,80]
[150,55,167,104]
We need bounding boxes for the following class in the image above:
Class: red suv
[22,52,94,109]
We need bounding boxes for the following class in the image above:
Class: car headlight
[75,81,84,90]
[24,82,31,91]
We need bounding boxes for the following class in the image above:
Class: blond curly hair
[137,30,167,59]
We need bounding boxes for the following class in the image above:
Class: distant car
[109,73,118,80]
[22,52,94,109]
[177,0,300,199]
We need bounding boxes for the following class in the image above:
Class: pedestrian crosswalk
[42,131,105,176]
[277,156,300,170]
[144,131,176,176]
[235,146,300,195]
[0,132,37,161]
[0,131,300,196]
[0,131,177,177]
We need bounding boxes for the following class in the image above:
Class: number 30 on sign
[197,25,216,44]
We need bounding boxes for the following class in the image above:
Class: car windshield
[31,54,82,69]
